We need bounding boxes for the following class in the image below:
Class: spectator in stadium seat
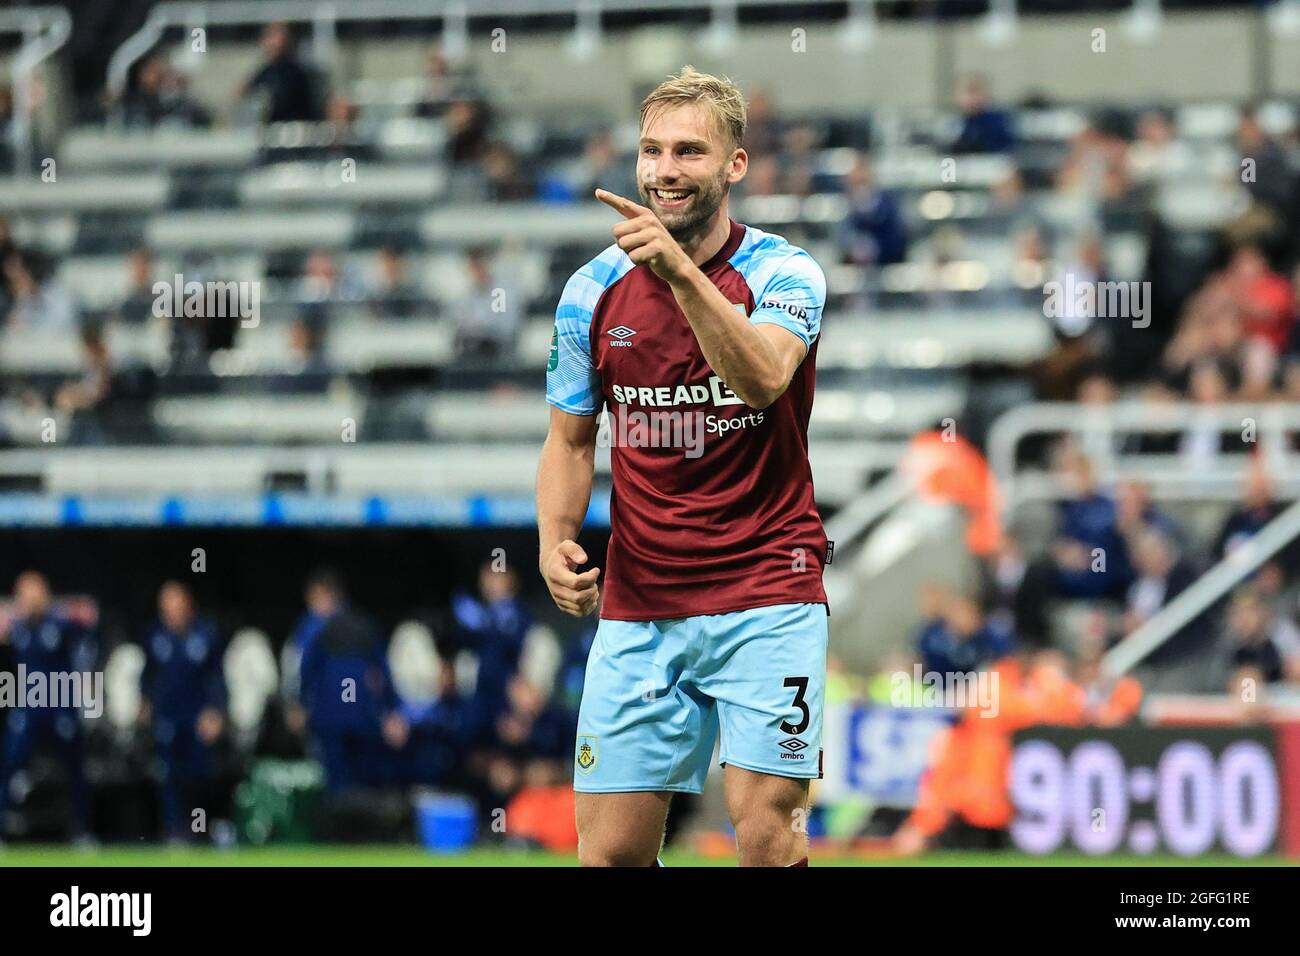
[320,93,378,163]
[1007,222,1055,313]
[1012,221,1051,279]
[743,88,782,159]
[1213,461,1286,565]
[444,97,490,166]
[297,249,364,305]
[451,562,532,745]
[777,123,821,196]
[483,142,536,201]
[0,217,16,271]
[139,581,226,842]
[297,576,407,793]
[452,246,521,361]
[838,152,907,268]
[1177,358,1243,470]
[1250,561,1300,680]
[1056,114,1131,202]
[566,128,635,203]
[980,532,1052,648]
[110,248,160,326]
[991,168,1050,246]
[3,250,77,331]
[1225,244,1295,356]
[948,74,1015,155]
[415,49,453,119]
[271,308,332,392]
[367,246,422,320]
[0,85,13,173]
[1055,230,1108,339]
[0,571,95,842]
[1234,107,1296,232]
[920,223,969,310]
[1048,448,1132,600]
[1114,478,1183,553]
[415,49,481,120]
[914,587,1015,678]
[1075,368,1118,408]
[1119,526,1207,666]
[1036,231,1110,398]
[237,22,323,125]
[53,325,114,445]
[991,165,1026,211]
[1222,587,1287,685]
[120,54,210,129]
[161,258,239,372]
[1161,273,1267,401]
[1128,108,1184,182]
[739,155,780,198]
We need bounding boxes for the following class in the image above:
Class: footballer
[537,66,829,867]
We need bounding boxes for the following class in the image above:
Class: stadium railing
[1104,496,1300,676]
[105,0,866,103]
[98,1,1300,121]
[988,402,1300,510]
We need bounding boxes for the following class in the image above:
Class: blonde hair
[639,65,747,149]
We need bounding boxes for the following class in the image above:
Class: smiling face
[636,102,747,244]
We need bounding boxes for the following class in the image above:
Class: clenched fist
[540,539,601,617]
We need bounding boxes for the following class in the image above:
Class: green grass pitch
[0,845,1285,866]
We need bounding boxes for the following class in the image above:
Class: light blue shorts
[573,602,828,794]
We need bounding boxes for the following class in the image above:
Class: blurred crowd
[847,436,1300,852]
[2,21,1298,452]
[889,444,1300,703]
[0,562,592,846]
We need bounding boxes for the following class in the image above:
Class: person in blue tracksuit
[139,580,226,841]
[297,577,406,793]
[283,568,347,739]
[399,657,470,788]
[287,569,343,671]
[450,562,532,745]
[0,571,95,840]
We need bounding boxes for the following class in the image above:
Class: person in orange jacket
[902,429,1003,558]
[894,649,1137,854]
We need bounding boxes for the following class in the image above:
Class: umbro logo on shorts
[778,737,808,759]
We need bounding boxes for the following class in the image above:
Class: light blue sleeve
[546,272,604,416]
[747,250,826,351]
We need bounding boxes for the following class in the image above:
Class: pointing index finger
[595,188,648,219]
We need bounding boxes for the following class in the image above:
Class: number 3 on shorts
[781,676,810,735]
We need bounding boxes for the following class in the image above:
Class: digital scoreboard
[1009,725,1299,858]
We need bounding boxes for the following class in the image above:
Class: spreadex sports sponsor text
[602,374,766,456]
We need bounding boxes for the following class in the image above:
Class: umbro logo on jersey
[607,326,637,348]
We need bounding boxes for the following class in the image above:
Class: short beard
[640,172,728,245]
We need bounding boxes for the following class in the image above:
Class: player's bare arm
[596,187,805,410]
[536,406,601,616]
